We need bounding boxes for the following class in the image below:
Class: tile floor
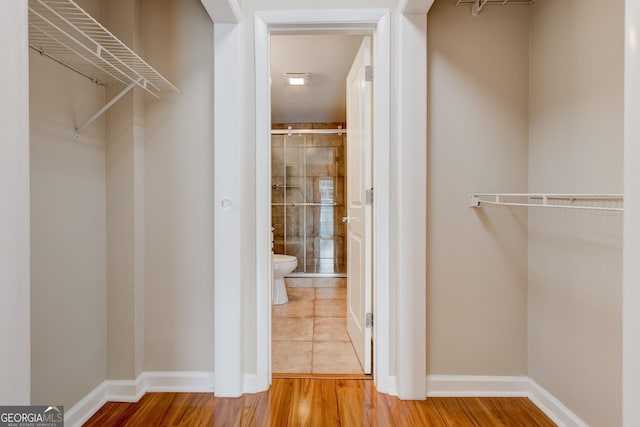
[272,277,364,375]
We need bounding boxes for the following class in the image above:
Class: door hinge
[366,188,374,206]
[366,312,373,328]
[365,65,373,82]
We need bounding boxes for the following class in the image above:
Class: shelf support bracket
[471,0,487,16]
[75,77,142,140]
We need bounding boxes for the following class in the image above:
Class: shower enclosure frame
[271,127,347,276]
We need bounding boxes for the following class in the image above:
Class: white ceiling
[270,34,364,124]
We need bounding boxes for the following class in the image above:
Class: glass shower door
[271,131,346,275]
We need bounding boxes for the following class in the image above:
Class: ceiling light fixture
[283,72,309,86]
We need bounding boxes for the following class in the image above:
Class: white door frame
[255,8,391,391]
[213,1,431,398]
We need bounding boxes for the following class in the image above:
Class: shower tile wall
[272,123,346,274]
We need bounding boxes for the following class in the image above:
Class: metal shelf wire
[456,0,535,16]
[456,0,535,5]
[28,0,178,137]
[469,193,624,212]
[28,0,177,94]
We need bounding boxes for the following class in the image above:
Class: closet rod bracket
[74,78,142,140]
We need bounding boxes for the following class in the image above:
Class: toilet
[272,228,298,305]
[272,254,298,305]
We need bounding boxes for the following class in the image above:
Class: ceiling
[270,34,364,125]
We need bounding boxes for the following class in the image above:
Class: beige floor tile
[272,341,312,374]
[312,341,363,374]
[315,287,346,300]
[272,316,314,341]
[286,277,314,288]
[313,317,349,342]
[314,277,346,288]
[272,279,355,374]
[272,300,314,318]
[287,287,315,301]
[314,299,346,318]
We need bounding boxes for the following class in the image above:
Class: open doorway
[217,6,424,397]
[269,33,373,377]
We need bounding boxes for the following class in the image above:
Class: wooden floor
[84,379,556,426]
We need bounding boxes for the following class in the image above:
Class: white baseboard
[243,374,258,393]
[425,375,588,427]
[65,371,215,427]
[142,371,214,393]
[66,372,588,427]
[106,378,143,402]
[529,379,589,427]
[64,381,108,427]
[376,375,398,396]
[426,375,529,397]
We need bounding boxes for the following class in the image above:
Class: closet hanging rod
[271,202,338,207]
[469,193,624,212]
[271,127,347,136]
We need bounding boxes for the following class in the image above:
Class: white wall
[624,2,640,426]
[0,0,30,405]
[29,3,107,409]
[426,1,529,375]
[141,0,215,372]
[528,1,624,426]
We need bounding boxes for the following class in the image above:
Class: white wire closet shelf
[469,193,624,212]
[28,0,178,137]
[456,0,535,15]
[456,0,535,4]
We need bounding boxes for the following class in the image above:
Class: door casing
[212,3,430,399]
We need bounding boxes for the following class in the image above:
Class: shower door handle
[341,215,351,223]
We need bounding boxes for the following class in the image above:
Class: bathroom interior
[269,34,367,375]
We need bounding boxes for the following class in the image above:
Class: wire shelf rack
[456,0,535,16]
[28,0,178,138]
[28,0,178,95]
[456,0,535,6]
[469,193,624,212]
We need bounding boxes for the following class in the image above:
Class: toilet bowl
[272,254,298,305]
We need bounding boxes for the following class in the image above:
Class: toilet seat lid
[273,254,297,263]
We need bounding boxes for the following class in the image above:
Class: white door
[345,36,372,374]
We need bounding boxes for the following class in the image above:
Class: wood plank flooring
[83,379,556,426]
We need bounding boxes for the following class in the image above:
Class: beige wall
[141,0,215,371]
[105,0,146,380]
[23,0,626,419]
[29,5,108,407]
[426,1,529,375]
[528,1,624,426]
[29,0,215,409]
